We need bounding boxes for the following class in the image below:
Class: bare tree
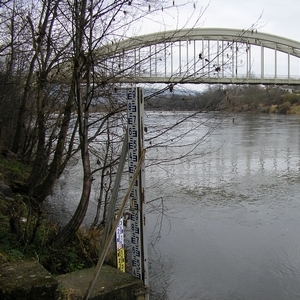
[0,0,32,150]
[0,0,257,249]
[47,0,247,247]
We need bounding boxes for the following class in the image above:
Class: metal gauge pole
[127,87,149,299]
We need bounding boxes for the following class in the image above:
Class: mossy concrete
[0,259,144,300]
[0,258,58,300]
[57,264,144,300]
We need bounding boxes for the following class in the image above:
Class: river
[146,112,300,300]
[47,112,300,300]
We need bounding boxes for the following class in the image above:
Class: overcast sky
[133,0,300,90]
[203,0,299,41]
[141,0,300,42]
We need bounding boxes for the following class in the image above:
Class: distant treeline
[144,85,300,113]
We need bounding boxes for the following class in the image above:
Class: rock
[0,259,59,300]
[0,181,13,197]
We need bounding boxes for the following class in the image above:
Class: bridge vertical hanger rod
[118,52,121,72]
[232,42,234,79]
[222,40,224,78]
[139,48,141,76]
[122,49,124,71]
[208,40,210,77]
[275,44,277,82]
[179,40,182,76]
[235,42,238,78]
[288,49,290,83]
[261,43,264,81]
[149,45,152,77]
[164,43,167,77]
[249,44,252,76]
[187,40,189,75]
[217,39,220,79]
[246,44,249,80]
[194,40,196,78]
[171,43,173,75]
[134,48,137,77]
[155,44,157,77]
[202,38,204,76]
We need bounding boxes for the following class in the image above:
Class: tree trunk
[34,86,75,202]
[53,112,92,247]
[11,54,37,154]
[52,0,91,247]
[53,170,92,247]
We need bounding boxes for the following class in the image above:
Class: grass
[0,155,30,184]
[289,104,300,114]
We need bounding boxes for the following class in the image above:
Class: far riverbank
[225,102,300,115]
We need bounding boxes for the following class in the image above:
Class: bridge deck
[110,76,300,85]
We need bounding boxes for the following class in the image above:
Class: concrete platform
[57,264,144,300]
[0,259,145,300]
[0,259,58,300]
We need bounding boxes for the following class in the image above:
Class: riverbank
[223,102,300,115]
[0,155,100,275]
[0,155,146,299]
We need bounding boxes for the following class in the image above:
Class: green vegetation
[0,155,30,184]
[0,155,100,275]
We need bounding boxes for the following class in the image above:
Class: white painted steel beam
[54,28,300,86]
[96,28,300,58]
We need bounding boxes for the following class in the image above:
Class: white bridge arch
[96,28,300,85]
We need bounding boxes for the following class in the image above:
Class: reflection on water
[146,113,300,300]
[46,112,300,299]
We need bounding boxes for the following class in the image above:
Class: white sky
[141,0,300,42]
[203,0,299,41]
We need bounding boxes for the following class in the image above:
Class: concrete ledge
[57,264,143,300]
[0,259,58,300]
[0,259,144,300]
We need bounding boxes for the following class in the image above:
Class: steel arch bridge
[96,28,300,85]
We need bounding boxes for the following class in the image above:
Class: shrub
[282,93,300,105]
[277,101,291,114]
